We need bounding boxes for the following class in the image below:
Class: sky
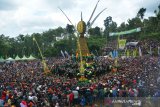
[0,0,159,37]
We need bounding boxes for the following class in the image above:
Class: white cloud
[0,0,158,37]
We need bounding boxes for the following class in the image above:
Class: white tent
[21,55,28,60]
[15,55,21,61]
[126,42,138,46]
[0,57,5,62]
[6,57,15,61]
[27,55,36,60]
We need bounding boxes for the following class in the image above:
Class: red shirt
[28,101,34,107]
[133,79,136,85]
[69,93,74,102]
[1,91,6,100]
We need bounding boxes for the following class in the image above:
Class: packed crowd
[0,54,160,106]
[139,39,160,55]
[103,39,160,56]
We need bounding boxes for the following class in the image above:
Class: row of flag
[61,50,70,58]
[109,46,160,58]
[109,50,119,58]
[61,46,160,59]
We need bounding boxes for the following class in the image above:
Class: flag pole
[115,35,120,67]
[33,37,44,59]
[33,36,50,74]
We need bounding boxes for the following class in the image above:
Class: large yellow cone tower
[77,20,90,56]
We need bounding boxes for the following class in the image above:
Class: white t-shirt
[72,90,78,99]
[28,96,33,100]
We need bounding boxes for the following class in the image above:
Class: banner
[126,50,130,57]
[109,27,141,36]
[133,49,137,57]
[118,39,126,49]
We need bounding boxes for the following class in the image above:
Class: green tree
[88,26,101,36]
[127,17,143,29]
[154,4,160,32]
[117,22,127,31]
[137,8,146,20]
[0,35,12,57]
[104,17,117,41]
[66,24,74,34]
[104,16,112,29]
[87,36,106,55]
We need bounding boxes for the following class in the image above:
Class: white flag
[150,45,152,55]
[61,50,65,58]
[139,47,142,57]
[158,47,160,55]
[65,51,70,57]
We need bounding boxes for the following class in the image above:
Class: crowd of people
[103,39,160,56]
[0,53,160,106]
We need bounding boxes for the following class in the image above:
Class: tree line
[0,5,160,58]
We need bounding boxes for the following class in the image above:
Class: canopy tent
[6,57,15,61]
[21,55,28,60]
[126,42,139,46]
[15,55,21,61]
[27,55,36,60]
[0,57,5,62]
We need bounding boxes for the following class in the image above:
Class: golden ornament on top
[77,21,86,34]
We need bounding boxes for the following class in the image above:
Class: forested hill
[0,5,160,58]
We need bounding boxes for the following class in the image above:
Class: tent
[6,57,14,61]
[126,42,139,46]
[21,55,28,60]
[27,55,36,60]
[15,55,21,61]
[0,57,5,62]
